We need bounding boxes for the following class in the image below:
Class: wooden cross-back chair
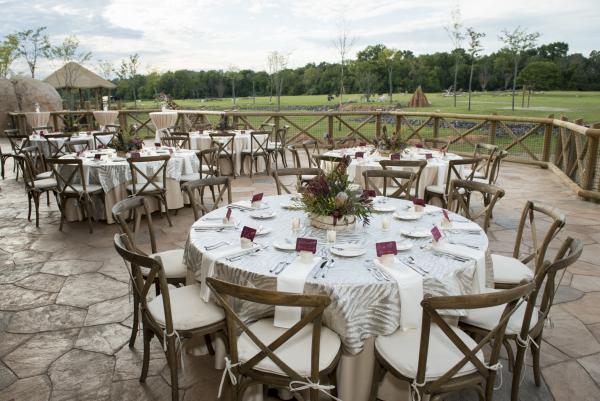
[447,179,505,232]
[44,133,72,159]
[210,132,237,178]
[93,131,119,149]
[47,157,103,233]
[362,169,417,200]
[461,237,582,401]
[424,157,483,208]
[196,147,219,178]
[127,154,172,226]
[5,129,30,180]
[206,277,342,401]
[182,176,232,221]
[113,233,225,401]
[20,146,57,227]
[240,132,271,177]
[302,139,321,168]
[370,281,535,401]
[66,138,91,153]
[472,143,499,180]
[287,145,302,168]
[162,132,191,149]
[379,159,427,198]
[423,137,450,150]
[32,125,54,135]
[313,155,342,174]
[492,201,566,289]
[272,167,321,195]
[267,125,289,168]
[483,150,508,186]
[112,196,188,347]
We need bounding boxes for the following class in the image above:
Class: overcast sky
[1,0,599,78]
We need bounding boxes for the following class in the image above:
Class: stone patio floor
[0,145,599,401]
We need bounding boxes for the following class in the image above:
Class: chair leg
[503,338,515,372]
[368,358,386,401]
[140,327,151,383]
[83,198,94,234]
[532,336,542,386]
[511,340,527,401]
[168,342,179,401]
[129,290,139,348]
[46,190,50,206]
[58,196,65,232]
[162,194,173,227]
[204,334,215,355]
[27,192,32,222]
[33,192,41,228]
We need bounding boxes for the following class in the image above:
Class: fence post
[52,114,59,132]
[375,113,382,140]
[542,114,554,162]
[582,123,599,190]
[328,113,334,145]
[489,113,497,145]
[118,112,128,136]
[395,114,401,140]
[433,116,439,138]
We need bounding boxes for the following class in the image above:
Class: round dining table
[58,146,199,224]
[93,110,119,128]
[29,132,118,157]
[150,111,179,143]
[324,146,463,198]
[184,194,492,401]
[188,130,269,176]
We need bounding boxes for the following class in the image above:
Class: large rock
[0,78,18,133]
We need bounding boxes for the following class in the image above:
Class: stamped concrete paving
[0,145,599,401]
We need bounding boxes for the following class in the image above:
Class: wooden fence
[8,109,600,201]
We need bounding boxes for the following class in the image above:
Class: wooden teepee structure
[408,85,430,107]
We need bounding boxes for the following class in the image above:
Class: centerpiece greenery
[301,156,373,231]
[375,125,406,154]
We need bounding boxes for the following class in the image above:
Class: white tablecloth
[150,112,178,143]
[184,194,493,401]
[24,112,50,128]
[93,111,119,127]
[189,130,268,175]
[29,132,113,156]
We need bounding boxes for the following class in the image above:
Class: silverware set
[431,250,474,262]
[225,245,267,262]
[402,256,428,275]
[364,261,391,281]
[270,256,294,274]
[446,239,481,250]
[204,241,231,251]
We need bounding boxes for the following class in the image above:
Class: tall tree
[267,51,288,111]
[96,59,114,80]
[333,21,356,110]
[380,48,397,102]
[12,27,51,78]
[226,65,239,105]
[499,26,540,110]
[0,35,19,78]
[116,54,141,107]
[466,28,485,110]
[444,6,464,107]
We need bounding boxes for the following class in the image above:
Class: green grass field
[126,91,600,124]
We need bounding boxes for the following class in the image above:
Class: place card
[376,241,397,257]
[413,198,425,212]
[431,225,443,243]
[154,142,161,148]
[441,209,452,228]
[296,238,317,254]
[425,153,433,160]
[168,148,173,154]
[241,226,257,241]
[415,143,423,148]
[390,153,401,160]
[223,207,233,224]
[362,189,376,199]
[355,151,364,159]
[251,193,263,204]
[94,154,101,160]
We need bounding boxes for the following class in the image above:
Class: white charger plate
[273,240,296,251]
[330,245,366,257]
[373,204,396,212]
[395,241,413,251]
[393,211,423,220]
[249,210,277,219]
[400,229,431,238]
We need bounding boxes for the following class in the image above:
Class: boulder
[0,78,19,133]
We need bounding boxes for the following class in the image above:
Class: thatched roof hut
[408,85,430,108]
[44,62,116,90]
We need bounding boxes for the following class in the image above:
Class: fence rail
[8,109,600,201]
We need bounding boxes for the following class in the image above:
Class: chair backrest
[20,146,46,189]
[473,143,499,179]
[196,147,219,178]
[287,145,302,168]
[334,135,357,148]
[6,129,30,154]
[161,133,191,149]
[313,154,341,172]
[272,167,321,195]
[210,133,236,157]
[423,137,449,150]
[206,277,333,400]
[32,126,54,135]
[302,139,321,168]
[362,169,417,199]
[379,159,427,198]
[112,196,158,254]
[517,237,583,342]
[447,179,505,232]
[127,155,170,195]
[113,233,174,335]
[513,201,566,274]
[249,132,269,154]
[272,125,288,149]
[182,177,232,221]
[93,131,119,149]
[416,281,534,398]
[44,134,72,158]
[67,139,91,153]
[47,157,88,193]
[486,150,508,185]
[443,157,483,194]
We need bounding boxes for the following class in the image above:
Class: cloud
[1,0,598,78]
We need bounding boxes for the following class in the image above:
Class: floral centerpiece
[375,125,406,155]
[301,156,373,231]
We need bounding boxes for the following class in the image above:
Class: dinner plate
[373,204,396,213]
[272,240,296,251]
[395,240,414,251]
[400,229,431,238]
[330,245,366,257]
[255,227,272,236]
[393,211,423,220]
[249,210,277,219]
[280,202,303,210]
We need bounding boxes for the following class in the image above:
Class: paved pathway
[0,147,599,401]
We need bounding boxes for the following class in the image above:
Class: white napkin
[274,256,321,328]
[192,220,234,229]
[199,244,259,301]
[432,241,485,290]
[442,221,481,231]
[374,258,423,331]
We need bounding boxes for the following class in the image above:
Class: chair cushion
[300,175,316,181]
[461,288,539,335]
[425,185,445,195]
[34,178,57,189]
[375,324,484,381]
[36,171,53,179]
[64,184,103,194]
[180,172,213,182]
[237,318,341,377]
[147,284,224,331]
[492,254,534,285]
[126,182,165,193]
[149,249,186,279]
